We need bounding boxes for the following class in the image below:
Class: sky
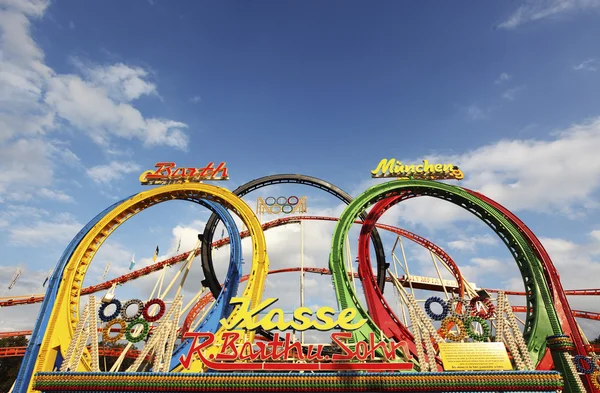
[1,0,600,345]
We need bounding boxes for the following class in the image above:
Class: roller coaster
[3,173,600,393]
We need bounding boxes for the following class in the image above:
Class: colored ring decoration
[424,296,448,321]
[469,296,495,319]
[270,204,281,213]
[440,316,466,342]
[573,355,595,374]
[276,196,288,205]
[142,298,166,322]
[282,204,293,214]
[592,370,600,389]
[287,196,299,205]
[120,299,144,322]
[98,298,121,322]
[464,316,491,342]
[102,318,126,343]
[125,318,149,343]
[448,297,471,319]
[265,197,276,206]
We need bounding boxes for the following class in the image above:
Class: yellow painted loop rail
[28,184,268,391]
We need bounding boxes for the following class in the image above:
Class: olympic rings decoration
[102,318,126,343]
[448,297,471,319]
[98,298,166,343]
[573,355,596,374]
[424,296,448,321]
[440,316,466,342]
[120,299,144,322]
[592,370,600,390]
[142,298,166,322]
[470,296,495,320]
[464,316,491,342]
[262,196,301,214]
[98,299,121,322]
[125,318,149,343]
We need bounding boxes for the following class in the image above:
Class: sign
[256,196,307,215]
[438,342,512,371]
[140,162,229,185]
[404,275,477,290]
[179,297,413,371]
[371,159,464,180]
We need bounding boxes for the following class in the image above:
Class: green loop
[125,318,149,343]
[465,315,491,341]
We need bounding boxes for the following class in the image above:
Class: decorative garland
[573,354,596,374]
[469,296,495,319]
[102,318,126,343]
[464,316,491,342]
[98,299,121,322]
[142,298,166,322]
[125,318,149,343]
[440,316,466,342]
[424,296,448,321]
[33,370,565,392]
[120,299,144,322]
[448,297,471,319]
[592,370,600,390]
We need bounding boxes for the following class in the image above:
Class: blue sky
[1,0,600,342]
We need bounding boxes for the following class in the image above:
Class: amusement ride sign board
[139,162,229,185]
[179,296,414,371]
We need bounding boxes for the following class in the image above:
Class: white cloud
[428,117,600,219]
[495,72,511,84]
[190,95,201,103]
[37,187,73,202]
[502,86,524,101]
[447,235,499,252]
[8,213,82,246]
[86,161,141,184]
[499,0,600,29]
[465,104,489,120]
[573,58,597,71]
[75,60,157,102]
[0,138,79,199]
[0,0,189,150]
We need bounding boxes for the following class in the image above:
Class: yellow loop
[28,183,268,388]
[102,318,126,343]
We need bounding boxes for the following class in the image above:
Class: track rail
[1,215,456,308]
[201,174,390,301]
[14,184,268,393]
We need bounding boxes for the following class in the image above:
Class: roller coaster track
[327,181,585,392]
[14,184,268,393]
[0,215,456,308]
[0,346,150,360]
[2,214,597,308]
[200,174,390,302]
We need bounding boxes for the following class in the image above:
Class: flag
[221,229,225,239]
[153,245,159,262]
[102,262,111,280]
[129,254,135,270]
[8,268,21,289]
[176,238,181,253]
[42,268,53,287]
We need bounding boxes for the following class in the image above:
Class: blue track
[14,194,243,391]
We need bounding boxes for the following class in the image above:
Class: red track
[486,288,600,296]
[0,346,148,359]
[0,216,459,308]
[465,189,591,387]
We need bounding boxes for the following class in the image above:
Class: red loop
[142,298,166,322]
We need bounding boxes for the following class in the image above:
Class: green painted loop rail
[328,180,560,368]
